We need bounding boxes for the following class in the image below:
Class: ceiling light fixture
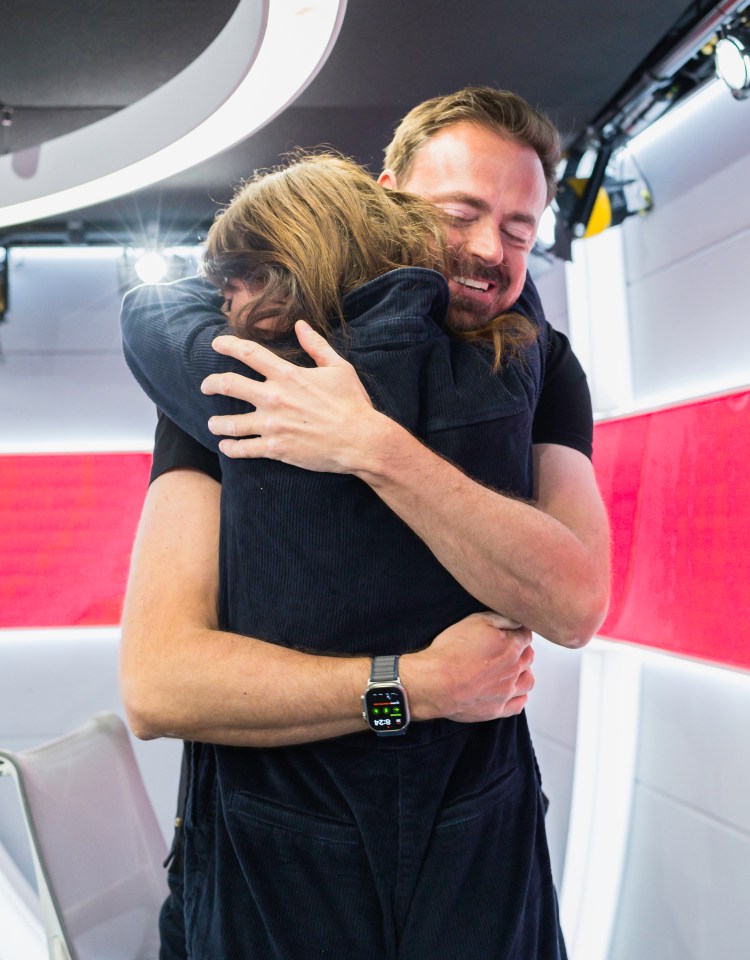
[0,0,347,228]
[536,164,653,261]
[118,246,193,292]
[133,251,169,285]
[715,30,750,97]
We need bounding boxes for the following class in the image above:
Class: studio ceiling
[0,0,702,244]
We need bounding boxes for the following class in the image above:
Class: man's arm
[120,277,255,453]
[200,325,610,648]
[120,469,535,746]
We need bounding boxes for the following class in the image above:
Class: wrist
[397,650,443,723]
[350,413,410,485]
[361,656,411,735]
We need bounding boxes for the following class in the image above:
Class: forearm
[351,418,610,646]
[120,469,475,748]
[120,470,368,746]
[121,616,371,746]
[202,328,610,646]
[121,608,534,747]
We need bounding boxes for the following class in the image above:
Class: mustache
[450,254,509,290]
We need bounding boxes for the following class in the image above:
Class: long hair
[203,152,535,369]
[203,153,448,343]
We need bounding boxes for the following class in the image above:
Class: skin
[122,471,534,743]
[121,120,610,744]
[380,122,548,329]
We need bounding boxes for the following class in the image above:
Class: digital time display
[363,685,408,734]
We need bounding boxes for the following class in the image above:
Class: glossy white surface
[0,1,347,225]
[0,629,182,892]
[560,644,642,960]
[525,636,583,887]
[0,248,174,452]
[610,783,750,960]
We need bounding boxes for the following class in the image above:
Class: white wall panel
[533,257,571,336]
[624,80,750,214]
[0,631,182,888]
[627,227,750,402]
[603,653,750,960]
[531,736,575,888]
[612,80,750,407]
[0,354,156,451]
[636,657,750,834]
[565,227,633,415]
[525,637,583,887]
[525,637,582,747]
[0,247,199,451]
[622,148,750,284]
[3,249,124,352]
[609,785,750,960]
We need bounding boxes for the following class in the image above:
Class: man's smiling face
[380,121,548,331]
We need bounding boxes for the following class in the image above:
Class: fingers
[294,320,348,368]
[211,335,293,379]
[481,611,524,632]
[503,694,529,716]
[486,613,523,630]
[482,614,533,653]
[211,326,348,376]
[202,370,265,404]
[494,660,535,719]
[206,410,257,437]
[217,438,269,459]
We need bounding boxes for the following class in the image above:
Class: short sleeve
[532,327,593,459]
[149,410,223,485]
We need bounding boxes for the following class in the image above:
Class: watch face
[364,685,408,733]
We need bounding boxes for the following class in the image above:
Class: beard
[445,254,513,333]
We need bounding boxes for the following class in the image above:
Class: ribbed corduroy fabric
[122,268,567,959]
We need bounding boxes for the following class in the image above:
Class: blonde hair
[384,86,561,205]
[203,151,536,369]
[203,152,447,344]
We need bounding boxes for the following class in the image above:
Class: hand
[201,321,385,472]
[403,612,535,723]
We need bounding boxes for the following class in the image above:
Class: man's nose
[464,222,504,266]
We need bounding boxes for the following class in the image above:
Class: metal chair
[0,713,167,960]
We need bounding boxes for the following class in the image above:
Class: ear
[378,169,398,190]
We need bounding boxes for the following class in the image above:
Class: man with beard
[121,88,609,959]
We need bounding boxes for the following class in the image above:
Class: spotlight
[538,168,652,262]
[134,250,169,284]
[117,247,191,293]
[715,31,750,99]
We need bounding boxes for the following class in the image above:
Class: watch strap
[370,655,400,684]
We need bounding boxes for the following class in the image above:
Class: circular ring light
[0,0,347,227]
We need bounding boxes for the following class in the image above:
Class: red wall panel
[594,391,750,669]
[1,453,151,628]
[1,390,748,670]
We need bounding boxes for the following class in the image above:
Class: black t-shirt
[149,324,592,485]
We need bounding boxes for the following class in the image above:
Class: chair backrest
[0,713,167,960]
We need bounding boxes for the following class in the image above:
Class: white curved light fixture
[0,0,347,228]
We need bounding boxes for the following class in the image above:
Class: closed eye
[439,205,476,223]
[503,229,533,247]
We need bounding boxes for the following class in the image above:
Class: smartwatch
[361,655,410,736]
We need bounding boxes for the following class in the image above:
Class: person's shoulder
[123,275,221,311]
